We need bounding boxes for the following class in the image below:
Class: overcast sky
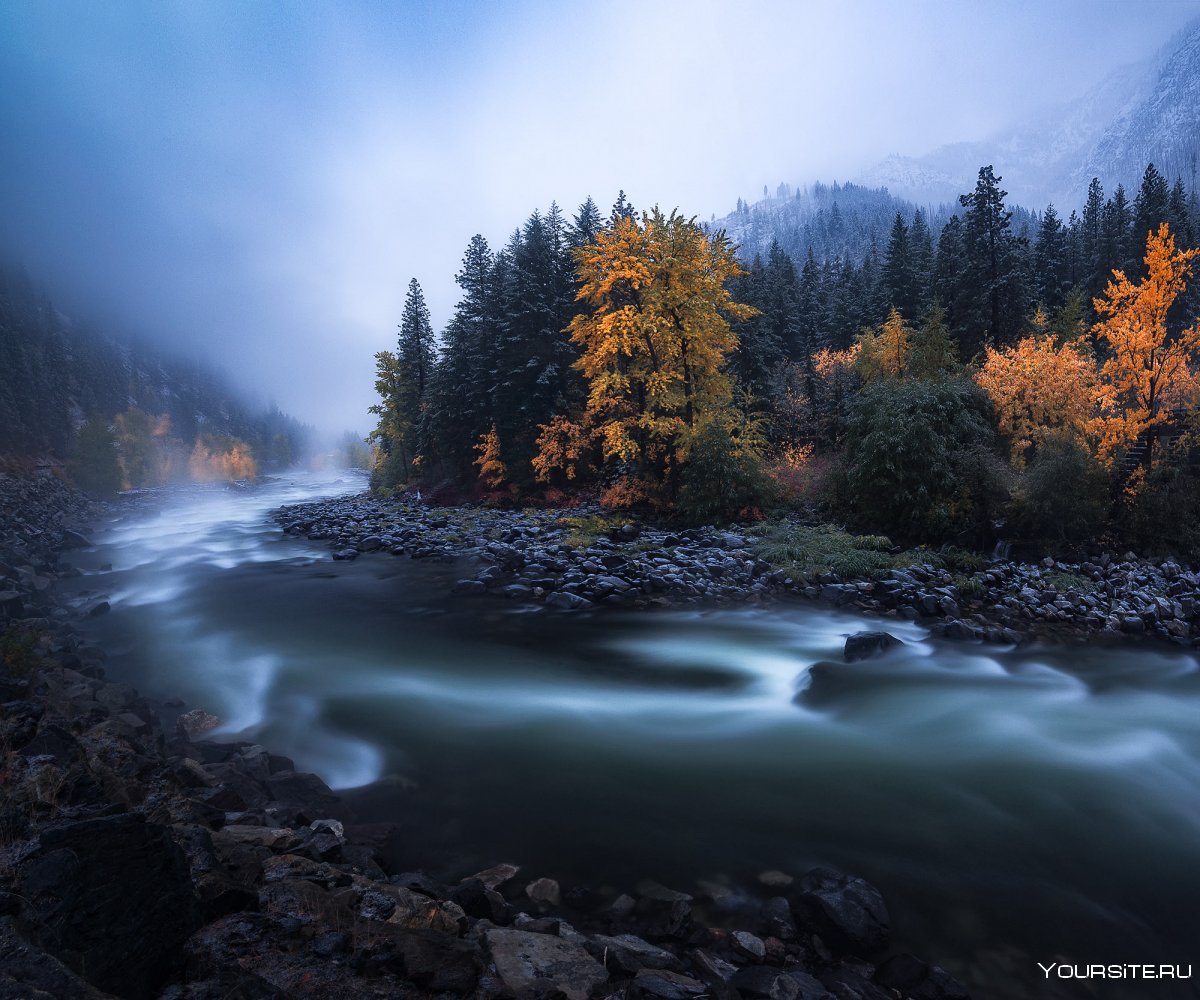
[1,0,1197,434]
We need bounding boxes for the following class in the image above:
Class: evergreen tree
[570,196,604,248]
[957,166,1028,356]
[610,190,637,223]
[1081,177,1105,298]
[1131,163,1170,275]
[882,212,918,319]
[909,208,935,318]
[1102,184,1132,282]
[1033,204,1069,311]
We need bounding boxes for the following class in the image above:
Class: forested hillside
[369,164,1200,558]
[0,266,309,489]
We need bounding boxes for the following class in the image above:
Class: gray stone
[843,631,902,662]
[634,968,707,999]
[485,927,607,1000]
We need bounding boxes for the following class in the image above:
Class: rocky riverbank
[2,473,972,998]
[276,492,1200,648]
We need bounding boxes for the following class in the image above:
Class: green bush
[1121,447,1200,560]
[1013,433,1109,548]
[844,377,1005,543]
[67,416,122,498]
[677,419,776,525]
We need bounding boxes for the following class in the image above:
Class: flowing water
[64,473,1200,1000]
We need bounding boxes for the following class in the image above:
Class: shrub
[1120,446,1200,560]
[67,416,122,498]
[1012,433,1109,548]
[844,377,1005,543]
[676,419,777,524]
[752,522,897,581]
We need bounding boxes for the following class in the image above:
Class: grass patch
[556,513,624,549]
[954,574,987,600]
[926,546,988,573]
[1045,570,1098,594]
[752,522,900,581]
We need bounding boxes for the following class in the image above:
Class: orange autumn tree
[975,330,1097,468]
[1090,222,1200,471]
[535,207,756,496]
[473,424,507,488]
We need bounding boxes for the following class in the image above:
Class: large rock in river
[843,631,903,663]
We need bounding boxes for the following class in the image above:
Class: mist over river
[64,473,1200,999]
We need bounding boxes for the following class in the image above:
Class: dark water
[65,474,1200,1000]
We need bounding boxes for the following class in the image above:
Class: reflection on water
[66,472,1200,999]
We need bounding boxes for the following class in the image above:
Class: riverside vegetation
[368,166,1200,569]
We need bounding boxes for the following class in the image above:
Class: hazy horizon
[2,0,1197,434]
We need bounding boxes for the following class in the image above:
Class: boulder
[0,916,111,1000]
[17,813,201,999]
[485,927,607,1000]
[843,631,902,663]
[793,867,889,955]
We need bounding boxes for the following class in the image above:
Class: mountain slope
[858,18,1199,209]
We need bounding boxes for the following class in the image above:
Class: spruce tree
[957,166,1027,356]
[882,212,917,319]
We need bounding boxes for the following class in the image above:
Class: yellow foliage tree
[540,207,755,488]
[474,424,507,488]
[975,333,1097,468]
[856,307,911,381]
[1091,222,1200,470]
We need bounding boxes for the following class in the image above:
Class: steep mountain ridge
[857,18,1199,210]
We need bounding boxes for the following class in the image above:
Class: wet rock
[634,968,708,999]
[263,770,339,822]
[485,927,607,1000]
[18,813,201,999]
[0,916,111,1000]
[731,965,831,1000]
[843,631,902,663]
[177,709,222,739]
[388,928,480,994]
[874,953,969,999]
[525,876,561,907]
[731,929,766,961]
[546,591,593,611]
[794,868,889,955]
[589,933,682,973]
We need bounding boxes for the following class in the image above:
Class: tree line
[371,165,1200,558]
[0,266,310,491]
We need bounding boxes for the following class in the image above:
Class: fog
[1,0,1195,433]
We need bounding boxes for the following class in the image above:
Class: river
[63,472,1200,1000]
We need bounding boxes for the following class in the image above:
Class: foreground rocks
[1,473,971,997]
[2,658,971,1000]
[275,494,1200,647]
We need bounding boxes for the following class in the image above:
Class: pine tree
[1131,163,1170,275]
[610,190,637,223]
[882,212,918,319]
[1081,177,1105,299]
[957,166,1028,356]
[570,196,604,249]
[1033,204,1069,311]
[909,209,935,318]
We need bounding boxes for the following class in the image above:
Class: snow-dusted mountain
[857,18,1199,210]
